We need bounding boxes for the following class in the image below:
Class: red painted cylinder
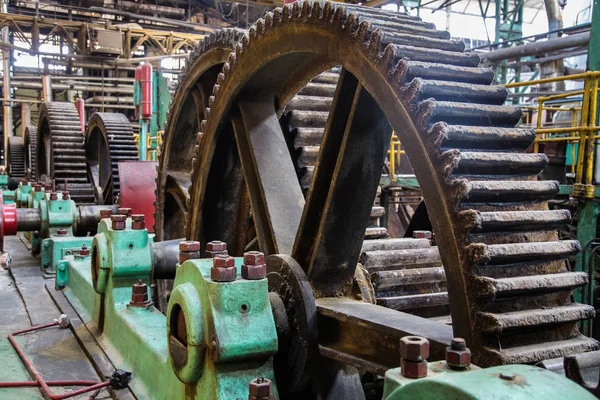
[140,62,153,120]
[75,98,85,135]
[3,204,17,236]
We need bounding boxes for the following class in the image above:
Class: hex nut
[80,245,90,257]
[213,254,235,268]
[399,336,430,362]
[111,214,127,230]
[249,377,272,398]
[117,207,132,217]
[446,347,471,369]
[401,359,427,379]
[100,209,113,219]
[206,241,227,252]
[210,266,236,282]
[244,251,265,266]
[412,230,432,239]
[242,264,267,280]
[179,241,201,252]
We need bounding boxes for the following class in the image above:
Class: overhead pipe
[84,96,134,104]
[0,81,134,94]
[480,32,590,62]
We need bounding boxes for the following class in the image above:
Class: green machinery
[40,211,596,399]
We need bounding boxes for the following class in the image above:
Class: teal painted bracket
[2,189,15,205]
[380,175,419,188]
[383,361,594,399]
[41,236,93,273]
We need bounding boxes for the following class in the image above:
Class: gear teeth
[287,95,334,111]
[299,82,337,96]
[399,61,495,85]
[293,128,324,148]
[438,125,535,151]
[484,337,600,365]
[406,79,508,105]
[476,304,595,334]
[473,210,571,232]
[461,180,560,203]
[469,240,580,266]
[37,102,95,204]
[381,32,465,51]
[424,101,522,127]
[378,292,449,312]
[361,238,431,252]
[8,137,26,177]
[392,45,480,66]
[361,248,441,272]
[451,151,548,177]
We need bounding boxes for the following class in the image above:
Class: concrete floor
[0,236,112,400]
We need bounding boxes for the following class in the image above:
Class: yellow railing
[134,131,163,161]
[505,71,600,198]
[387,133,405,178]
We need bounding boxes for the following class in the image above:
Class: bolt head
[50,192,58,200]
[243,251,265,266]
[446,346,471,369]
[249,377,272,397]
[450,337,466,351]
[399,336,430,362]
[62,191,70,200]
[179,240,200,252]
[80,245,90,256]
[57,229,67,236]
[213,254,235,268]
[401,359,427,379]
[206,240,227,252]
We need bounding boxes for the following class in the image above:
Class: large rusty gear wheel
[155,28,246,243]
[186,1,598,369]
[36,102,95,204]
[84,112,138,204]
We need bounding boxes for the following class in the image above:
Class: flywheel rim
[186,0,598,369]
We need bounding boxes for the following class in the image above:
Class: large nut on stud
[205,240,227,258]
[211,254,236,282]
[249,377,272,400]
[242,251,266,280]
[399,336,429,362]
[446,337,471,370]
[401,359,427,379]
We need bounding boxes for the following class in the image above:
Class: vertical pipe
[576,79,592,187]
[534,100,544,153]
[2,2,11,167]
[140,121,148,161]
[585,77,598,192]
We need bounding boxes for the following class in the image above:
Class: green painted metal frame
[56,217,278,399]
[383,361,594,399]
[41,235,93,273]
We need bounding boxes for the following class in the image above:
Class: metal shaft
[481,32,590,62]
[16,208,41,231]
[76,205,119,234]
[151,239,182,279]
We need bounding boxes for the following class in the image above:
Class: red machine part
[140,62,153,120]
[0,192,17,251]
[118,161,157,233]
[74,98,85,135]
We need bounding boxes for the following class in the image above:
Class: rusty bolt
[44,184,52,191]
[178,240,200,264]
[132,214,146,230]
[413,230,432,239]
[248,377,272,400]
[205,240,227,258]
[211,254,236,282]
[400,336,430,362]
[56,229,68,236]
[117,207,132,217]
[129,279,152,307]
[34,184,42,192]
[100,209,113,219]
[62,191,70,200]
[50,192,58,200]
[80,245,90,257]
[445,337,471,370]
[242,251,266,280]
[111,214,127,230]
